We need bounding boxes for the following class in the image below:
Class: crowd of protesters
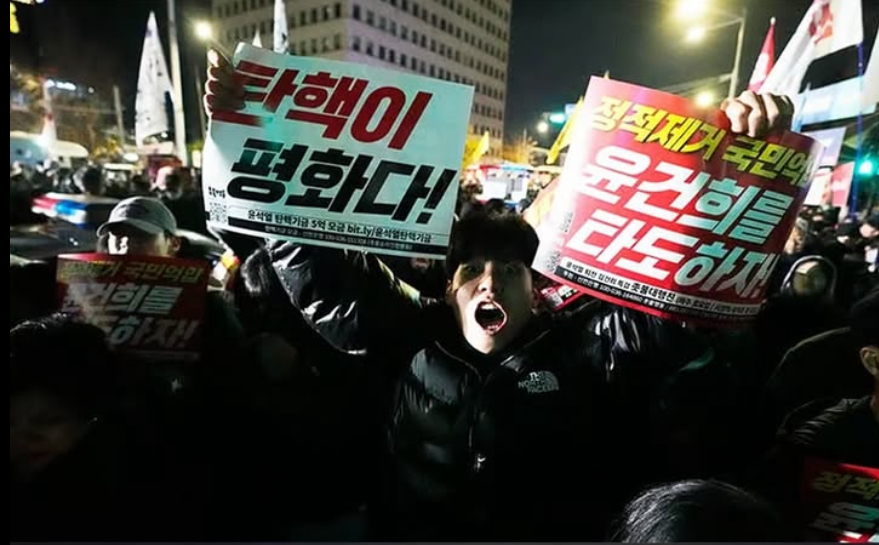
[9,56,879,542]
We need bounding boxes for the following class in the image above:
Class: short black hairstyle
[445,212,539,277]
[849,288,879,349]
[611,480,791,542]
[10,313,115,418]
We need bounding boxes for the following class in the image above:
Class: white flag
[135,12,173,147]
[760,0,863,97]
[252,30,263,48]
[273,0,288,54]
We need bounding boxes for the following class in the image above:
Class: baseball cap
[97,197,178,237]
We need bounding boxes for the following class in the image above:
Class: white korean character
[729,190,795,244]
[105,283,151,313]
[698,247,745,292]
[62,282,116,314]
[625,164,709,220]
[615,226,698,281]
[577,145,650,204]
[565,209,630,257]
[143,318,181,347]
[107,316,154,346]
[716,250,774,296]
[742,252,780,298]
[678,178,759,234]
[811,502,878,540]
[674,242,730,287]
[139,286,183,315]
[167,320,200,348]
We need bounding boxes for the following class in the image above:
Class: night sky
[9,0,879,144]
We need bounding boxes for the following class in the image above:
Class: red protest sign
[800,458,879,543]
[533,77,822,325]
[56,253,210,362]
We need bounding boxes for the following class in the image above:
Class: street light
[695,91,715,108]
[685,26,706,43]
[194,20,214,42]
[548,112,566,125]
[678,0,747,99]
[536,121,550,134]
[675,0,706,20]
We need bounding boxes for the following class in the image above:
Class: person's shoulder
[782,397,869,449]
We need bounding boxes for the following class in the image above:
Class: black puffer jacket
[269,242,709,539]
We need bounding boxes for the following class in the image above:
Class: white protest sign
[203,44,474,258]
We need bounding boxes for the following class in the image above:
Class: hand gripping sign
[203,44,474,259]
[57,253,210,362]
[533,77,823,325]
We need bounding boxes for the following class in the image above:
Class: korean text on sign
[534,77,821,325]
[204,44,474,259]
[800,458,879,543]
[56,253,209,362]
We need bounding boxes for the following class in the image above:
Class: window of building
[352,36,361,51]
[412,30,418,44]
[412,3,419,17]
[321,36,330,52]
[402,0,409,10]
[440,19,446,31]
[300,39,307,53]
[410,56,417,70]
[379,16,386,30]
[390,0,397,6]
[389,49,396,63]
[401,25,408,39]
[400,53,407,66]
[353,4,361,19]
[299,11,306,25]
[311,38,318,53]
[420,35,426,47]
[431,13,437,26]
[379,46,386,60]
[419,61,426,74]
[430,39,436,52]
[454,50,460,62]
[334,3,342,18]
[289,42,297,54]
[390,21,396,35]
[366,41,374,55]
[429,65,435,77]
[333,34,341,50]
[311,8,319,23]
[322,5,331,20]
[439,43,445,56]
[366,10,374,25]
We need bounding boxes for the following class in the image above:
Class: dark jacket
[268,242,706,540]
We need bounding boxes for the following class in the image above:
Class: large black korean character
[353,160,415,216]
[286,148,355,209]
[392,166,456,224]
[232,138,285,176]
[229,143,307,204]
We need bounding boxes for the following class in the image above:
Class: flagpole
[167,0,188,166]
[728,6,747,98]
[851,39,865,219]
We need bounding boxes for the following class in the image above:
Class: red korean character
[286,71,369,139]
[350,86,433,150]
[263,68,302,112]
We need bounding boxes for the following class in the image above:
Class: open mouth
[474,301,508,334]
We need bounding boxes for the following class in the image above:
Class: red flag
[749,18,776,92]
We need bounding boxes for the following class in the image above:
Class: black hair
[445,212,539,277]
[849,288,879,349]
[10,313,115,418]
[611,480,791,542]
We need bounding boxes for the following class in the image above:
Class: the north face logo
[517,371,560,394]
